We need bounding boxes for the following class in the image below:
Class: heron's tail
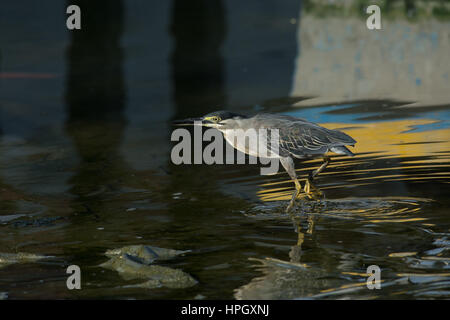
[330,146,354,157]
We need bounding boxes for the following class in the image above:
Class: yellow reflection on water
[329,119,450,158]
[257,119,450,203]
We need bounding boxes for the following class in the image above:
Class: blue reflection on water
[281,104,450,132]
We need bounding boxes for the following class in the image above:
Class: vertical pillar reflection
[170,0,227,119]
[65,0,127,214]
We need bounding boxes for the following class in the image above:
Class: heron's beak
[173,117,211,126]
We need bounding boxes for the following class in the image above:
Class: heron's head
[174,110,247,129]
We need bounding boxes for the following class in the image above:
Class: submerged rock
[122,276,197,289]
[0,252,52,269]
[105,245,190,265]
[101,246,197,289]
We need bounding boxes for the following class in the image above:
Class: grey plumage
[174,111,357,212]
[241,113,356,159]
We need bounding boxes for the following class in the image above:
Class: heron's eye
[211,116,220,122]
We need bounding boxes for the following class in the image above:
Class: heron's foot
[286,180,305,213]
[303,178,323,200]
[295,192,309,200]
[294,180,309,199]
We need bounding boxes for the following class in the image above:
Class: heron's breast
[221,129,280,158]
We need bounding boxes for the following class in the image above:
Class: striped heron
[174,111,356,212]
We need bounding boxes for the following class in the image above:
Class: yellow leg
[303,156,330,200]
[286,178,305,212]
[294,179,301,193]
[295,180,309,200]
[303,178,323,200]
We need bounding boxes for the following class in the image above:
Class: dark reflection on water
[0,0,449,299]
[65,0,129,215]
[170,0,227,119]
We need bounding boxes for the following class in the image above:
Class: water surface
[0,0,449,299]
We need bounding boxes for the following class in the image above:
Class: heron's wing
[276,121,356,158]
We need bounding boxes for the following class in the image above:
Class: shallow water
[1,1,450,299]
[1,99,448,299]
